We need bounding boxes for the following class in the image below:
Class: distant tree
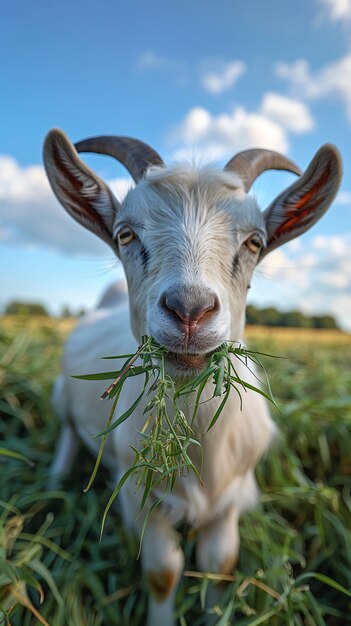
[246,305,262,325]
[60,305,72,318]
[282,311,312,328]
[60,305,86,318]
[246,304,338,329]
[5,301,49,316]
[312,315,338,329]
[262,307,283,326]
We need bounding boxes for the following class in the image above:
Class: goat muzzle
[159,288,219,342]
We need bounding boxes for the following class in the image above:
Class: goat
[43,129,342,626]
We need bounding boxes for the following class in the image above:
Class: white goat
[43,129,342,626]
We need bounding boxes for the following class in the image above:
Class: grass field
[1,316,350,625]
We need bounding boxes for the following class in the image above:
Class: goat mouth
[167,351,210,369]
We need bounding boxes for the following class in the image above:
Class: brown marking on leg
[219,553,238,575]
[217,554,238,590]
[147,569,177,602]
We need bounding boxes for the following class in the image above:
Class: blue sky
[1,0,351,329]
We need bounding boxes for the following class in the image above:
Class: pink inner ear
[59,183,109,232]
[275,163,331,237]
[52,143,109,234]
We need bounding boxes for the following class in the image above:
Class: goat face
[117,169,264,368]
[43,129,342,373]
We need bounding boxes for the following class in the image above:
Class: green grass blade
[100,463,153,539]
[84,389,121,492]
[0,447,34,466]
[296,572,351,598]
[137,499,162,559]
[94,387,146,438]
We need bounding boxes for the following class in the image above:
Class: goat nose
[160,288,219,339]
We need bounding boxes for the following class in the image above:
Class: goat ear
[260,144,342,260]
[43,129,120,251]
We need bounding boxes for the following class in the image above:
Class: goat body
[44,130,342,626]
[54,287,274,520]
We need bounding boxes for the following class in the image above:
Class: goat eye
[118,227,135,246]
[246,235,263,254]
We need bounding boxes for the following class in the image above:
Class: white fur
[53,282,275,625]
[45,134,341,626]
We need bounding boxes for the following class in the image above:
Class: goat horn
[74,136,164,183]
[224,149,301,192]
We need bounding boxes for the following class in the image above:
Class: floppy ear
[260,144,342,260]
[43,129,120,252]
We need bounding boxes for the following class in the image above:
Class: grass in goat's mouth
[74,336,278,539]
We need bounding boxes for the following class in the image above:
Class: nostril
[187,297,219,325]
[159,289,219,328]
[159,293,186,323]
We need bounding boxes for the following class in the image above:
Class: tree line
[4,302,86,318]
[246,305,338,329]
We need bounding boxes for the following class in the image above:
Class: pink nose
[159,287,219,340]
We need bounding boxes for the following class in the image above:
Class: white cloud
[319,271,349,288]
[0,155,130,256]
[171,107,212,144]
[253,233,351,331]
[109,178,133,201]
[201,60,246,94]
[287,239,302,253]
[275,58,309,86]
[318,0,351,23]
[335,190,351,205]
[276,53,351,120]
[260,92,315,133]
[170,93,314,161]
[136,51,184,72]
[137,53,245,94]
[171,106,288,161]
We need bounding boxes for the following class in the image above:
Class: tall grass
[0,318,350,625]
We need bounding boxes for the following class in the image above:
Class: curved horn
[224,149,301,192]
[74,136,164,183]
